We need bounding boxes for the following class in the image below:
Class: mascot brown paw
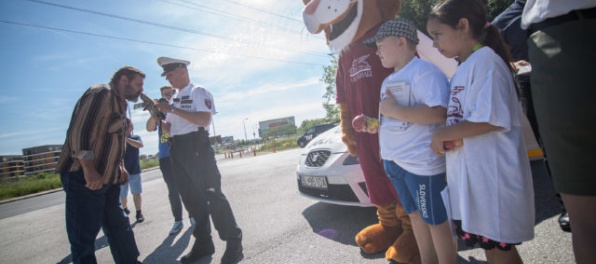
[385,229,421,264]
[355,223,403,254]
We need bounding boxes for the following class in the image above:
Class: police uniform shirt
[166,82,216,136]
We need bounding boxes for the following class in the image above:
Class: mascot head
[302,0,401,51]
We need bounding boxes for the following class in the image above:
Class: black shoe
[558,209,571,233]
[136,211,145,223]
[180,240,215,264]
[221,240,243,264]
[123,207,130,215]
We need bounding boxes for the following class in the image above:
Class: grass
[0,158,161,201]
[0,140,301,201]
[0,172,62,201]
[258,136,299,152]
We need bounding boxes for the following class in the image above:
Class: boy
[363,18,456,263]
[120,119,145,223]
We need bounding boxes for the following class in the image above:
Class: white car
[296,125,372,207]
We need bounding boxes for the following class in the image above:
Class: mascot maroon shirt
[336,24,398,205]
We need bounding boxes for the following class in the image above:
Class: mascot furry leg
[340,103,420,264]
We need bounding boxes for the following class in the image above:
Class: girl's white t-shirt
[446,47,535,243]
[379,57,450,176]
[166,82,216,137]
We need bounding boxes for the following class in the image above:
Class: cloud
[0,95,18,104]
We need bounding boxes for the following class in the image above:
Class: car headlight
[342,154,360,165]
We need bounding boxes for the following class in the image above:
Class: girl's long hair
[429,0,515,74]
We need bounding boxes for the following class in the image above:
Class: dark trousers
[169,130,242,243]
[60,171,140,264]
[159,157,184,222]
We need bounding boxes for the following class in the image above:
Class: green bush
[259,136,299,152]
[0,159,163,201]
[140,158,159,170]
[0,172,62,201]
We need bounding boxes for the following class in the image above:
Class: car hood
[301,125,346,153]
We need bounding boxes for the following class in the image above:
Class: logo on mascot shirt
[204,99,212,109]
[349,54,373,82]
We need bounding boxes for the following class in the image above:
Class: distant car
[296,125,372,207]
[296,122,337,148]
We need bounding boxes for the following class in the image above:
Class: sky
[0,0,334,156]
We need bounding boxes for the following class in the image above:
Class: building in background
[22,144,62,176]
[0,155,25,179]
[258,116,297,139]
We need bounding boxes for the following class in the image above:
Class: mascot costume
[302,0,420,263]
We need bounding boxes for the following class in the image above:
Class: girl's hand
[430,132,446,155]
[444,139,464,150]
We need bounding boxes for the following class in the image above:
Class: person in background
[146,85,195,235]
[155,57,243,264]
[491,0,570,233]
[521,1,596,263]
[363,18,456,264]
[55,66,144,264]
[120,118,145,223]
[428,0,535,262]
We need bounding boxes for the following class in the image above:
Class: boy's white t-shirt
[379,57,450,176]
[166,82,216,137]
[446,47,534,243]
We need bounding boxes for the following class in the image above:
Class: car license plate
[300,175,328,189]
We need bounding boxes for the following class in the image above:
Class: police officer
[155,57,243,264]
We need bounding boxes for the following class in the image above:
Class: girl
[426,0,535,263]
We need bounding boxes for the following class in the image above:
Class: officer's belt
[169,127,207,144]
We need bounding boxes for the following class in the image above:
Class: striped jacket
[56,84,128,185]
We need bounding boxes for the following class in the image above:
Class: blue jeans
[61,171,140,264]
[160,157,184,222]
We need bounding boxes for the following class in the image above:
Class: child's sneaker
[169,221,183,235]
[136,211,145,223]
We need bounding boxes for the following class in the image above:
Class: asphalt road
[0,148,574,263]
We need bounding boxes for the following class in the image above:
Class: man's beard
[124,84,141,102]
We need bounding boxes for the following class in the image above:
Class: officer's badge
[204,99,212,109]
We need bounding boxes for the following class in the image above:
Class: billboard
[258,116,297,138]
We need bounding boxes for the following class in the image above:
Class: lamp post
[243,118,248,141]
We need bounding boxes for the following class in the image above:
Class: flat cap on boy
[363,18,419,47]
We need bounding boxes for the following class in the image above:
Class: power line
[219,0,303,23]
[0,20,327,67]
[23,0,328,58]
[156,0,319,39]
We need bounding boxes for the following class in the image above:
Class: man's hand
[77,157,103,190]
[83,169,104,190]
[119,167,130,185]
[156,101,173,113]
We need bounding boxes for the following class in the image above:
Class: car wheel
[298,141,306,148]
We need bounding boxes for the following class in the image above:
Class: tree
[321,55,340,121]
[398,0,514,35]
[399,0,438,35]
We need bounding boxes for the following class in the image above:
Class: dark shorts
[453,220,521,251]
